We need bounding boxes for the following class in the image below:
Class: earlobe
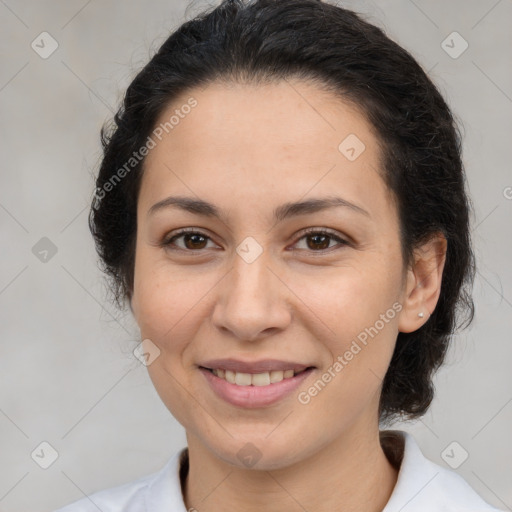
[397,232,447,333]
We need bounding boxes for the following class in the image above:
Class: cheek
[134,281,196,356]
[294,258,401,398]
[132,245,191,338]
[133,267,200,423]
[131,252,219,375]
[293,259,401,342]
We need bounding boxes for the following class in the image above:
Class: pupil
[309,234,329,250]
[185,234,205,249]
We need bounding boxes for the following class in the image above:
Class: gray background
[0,0,511,511]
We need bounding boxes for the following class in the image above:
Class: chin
[197,428,315,471]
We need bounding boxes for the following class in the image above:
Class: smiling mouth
[200,367,313,386]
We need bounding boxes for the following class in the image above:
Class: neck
[183,420,399,512]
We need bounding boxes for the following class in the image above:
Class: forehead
[139,79,394,224]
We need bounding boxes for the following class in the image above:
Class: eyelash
[161,227,350,254]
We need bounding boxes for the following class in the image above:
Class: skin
[130,79,447,512]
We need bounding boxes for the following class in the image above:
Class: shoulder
[381,430,505,512]
[53,473,152,512]
[53,449,188,512]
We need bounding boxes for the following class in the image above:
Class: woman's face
[131,80,415,469]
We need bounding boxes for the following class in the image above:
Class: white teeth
[235,372,252,386]
[269,370,284,383]
[252,372,271,386]
[211,368,303,386]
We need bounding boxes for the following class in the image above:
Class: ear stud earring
[418,312,425,318]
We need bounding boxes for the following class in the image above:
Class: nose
[211,248,292,342]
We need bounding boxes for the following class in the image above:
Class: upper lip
[199,358,314,374]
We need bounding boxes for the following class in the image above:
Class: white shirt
[54,430,504,511]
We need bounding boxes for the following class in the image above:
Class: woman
[55,0,504,510]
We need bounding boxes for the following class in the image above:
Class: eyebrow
[147,195,371,222]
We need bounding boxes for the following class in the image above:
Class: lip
[199,358,310,374]
[199,362,315,408]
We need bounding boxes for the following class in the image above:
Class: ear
[398,232,447,333]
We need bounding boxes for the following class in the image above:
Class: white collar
[57,429,501,511]
[380,430,500,511]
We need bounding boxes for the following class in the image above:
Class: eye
[161,228,217,251]
[161,227,350,253]
[292,228,349,252]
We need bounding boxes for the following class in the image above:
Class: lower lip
[200,367,314,408]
